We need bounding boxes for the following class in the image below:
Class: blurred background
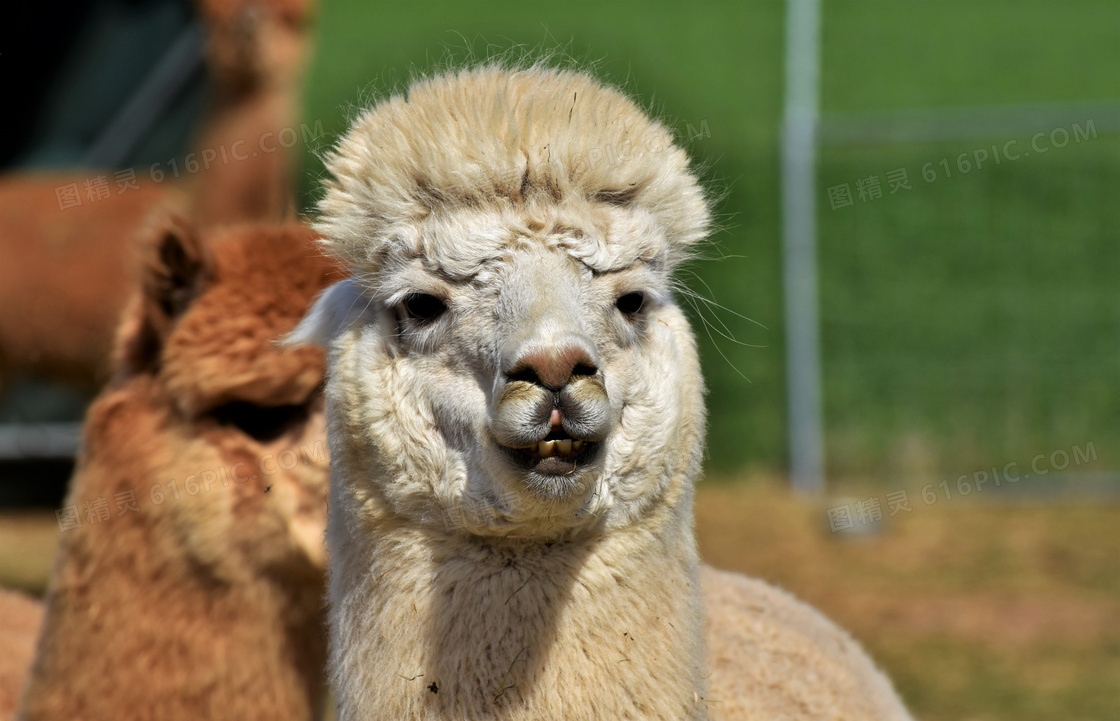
[1,1,1117,719]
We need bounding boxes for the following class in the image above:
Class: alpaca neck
[329,484,708,720]
[21,384,325,721]
[23,512,325,720]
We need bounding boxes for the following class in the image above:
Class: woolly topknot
[316,65,710,272]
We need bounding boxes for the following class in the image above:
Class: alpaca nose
[505,340,599,391]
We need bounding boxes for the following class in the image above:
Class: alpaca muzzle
[490,365,611,477]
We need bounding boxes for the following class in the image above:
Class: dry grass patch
[695,477,1120,721]
[0,512,58,594]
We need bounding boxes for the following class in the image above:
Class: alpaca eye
[403,293,447,322]
[615,292,645,316]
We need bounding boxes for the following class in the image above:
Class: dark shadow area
[0,460,74,508]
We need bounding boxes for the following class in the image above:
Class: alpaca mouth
[502,427,599,476]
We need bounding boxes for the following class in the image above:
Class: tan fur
[187,0,318,226]
[0,591,42,720]
[316,65,710,280]
[17,219,339,721]
[300,65,913,720]
[702,567,912,720]
[0,175,179,388]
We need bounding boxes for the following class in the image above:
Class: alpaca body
[297,64,913,721]
[0,590,41,720]
[702,567,913,720]
[0,176,176,389]
[3,561,912,721]
[18,220,338,721]
[21,377,325,721]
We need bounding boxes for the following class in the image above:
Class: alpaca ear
[114,214,214,376]
[284,278,363,348]
[142,214,213,324]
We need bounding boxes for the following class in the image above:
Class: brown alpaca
[17,217,339,721]
[0,0,318,394]
[0,175,179,389]
[185,0,319,226]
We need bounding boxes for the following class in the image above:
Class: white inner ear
[284,278,366,348]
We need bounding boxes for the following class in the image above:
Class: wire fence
[781,0,1119,495]
[814,105,1118,492]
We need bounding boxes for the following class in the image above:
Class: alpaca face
[302,66,712,537]
[115,219,339,578]
[310,204,706,537]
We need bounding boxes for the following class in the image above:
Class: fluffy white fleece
[295,64,911,721]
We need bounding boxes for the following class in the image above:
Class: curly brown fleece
[17,218,339,721]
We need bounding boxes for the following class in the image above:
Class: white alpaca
[293,65,912,720]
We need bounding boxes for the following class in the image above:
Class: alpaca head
[197,0,317,94]
[296,66,710,538]
[112,215,340,577]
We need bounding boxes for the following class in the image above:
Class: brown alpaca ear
[115,214,214,376]
[143,214,213,324]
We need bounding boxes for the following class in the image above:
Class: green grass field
[301,0,1119,482]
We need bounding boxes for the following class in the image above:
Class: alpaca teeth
[533,439,585,460]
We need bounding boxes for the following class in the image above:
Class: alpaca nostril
[508,367,544,387]
[571,363,598,379]
[505,344,599,391]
